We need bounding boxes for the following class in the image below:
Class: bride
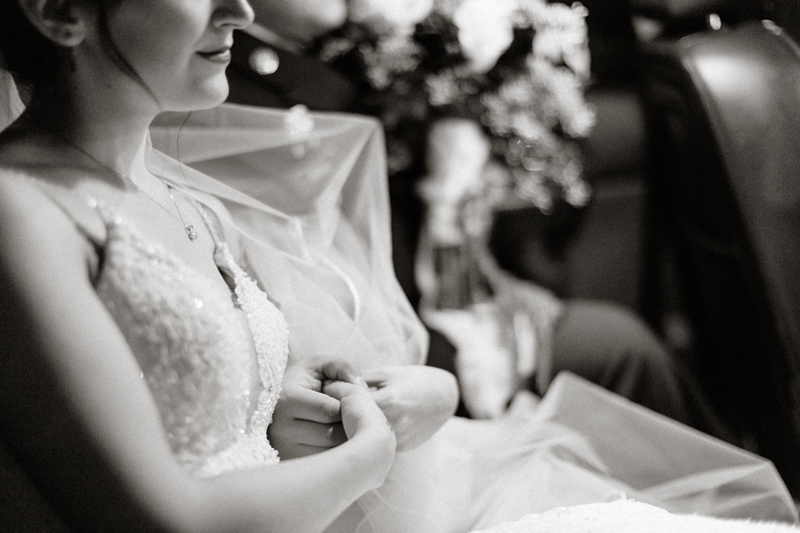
[0,0,796,532]
[0,1,398,531]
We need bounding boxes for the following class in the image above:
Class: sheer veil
[151,108,439,531]
[148,104,428,370]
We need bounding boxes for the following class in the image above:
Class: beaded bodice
[91,202,288,477]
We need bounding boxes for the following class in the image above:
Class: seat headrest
[629,0,734,23]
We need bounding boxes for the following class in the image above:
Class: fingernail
[357,377,368,389]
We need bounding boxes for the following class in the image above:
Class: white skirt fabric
[471,499,799,533]
[332,373,797,533]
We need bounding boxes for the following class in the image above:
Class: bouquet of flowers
[314,0,595,212]
[313,0,596,418]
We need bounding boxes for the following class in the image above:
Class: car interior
[2,0,800,525]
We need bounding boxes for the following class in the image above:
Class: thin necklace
[29,117,199,242]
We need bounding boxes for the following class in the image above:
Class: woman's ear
[16,0,88,47]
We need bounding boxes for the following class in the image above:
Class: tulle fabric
[1,75,796,531]
[149,104,428,370]
[147,103,798,531]
[315,372,799,533]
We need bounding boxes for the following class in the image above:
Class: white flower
[362,34,422,89]
[531,2,591,79]
[425,70,461,106]
[348,0,435,34]
[453,0,517,74]
[530,58,596,137]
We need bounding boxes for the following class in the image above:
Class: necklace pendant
[185,224,198,241]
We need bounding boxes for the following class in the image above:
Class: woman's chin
[200,88,229,110]
[198,80,230,108]
[169,83,229,112]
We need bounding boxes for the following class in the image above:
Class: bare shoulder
[0,167,95,283]
[0,168,54,235]
[0,167,80,239]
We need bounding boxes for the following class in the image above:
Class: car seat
[631,0,800,495]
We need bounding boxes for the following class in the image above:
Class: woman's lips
[197,48,231,63]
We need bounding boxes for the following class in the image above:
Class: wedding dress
[1,76,798,531]
[26,176,289,478]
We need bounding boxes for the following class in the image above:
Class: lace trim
[92,198,288,476]
[189,198,289,473]
[96,214,253,463]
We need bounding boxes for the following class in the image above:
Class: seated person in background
[238,0,735,443]
[248,0,347,43]
[0,0,795,531]
[226,0,356,110]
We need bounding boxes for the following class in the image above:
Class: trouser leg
[543,299,738,445]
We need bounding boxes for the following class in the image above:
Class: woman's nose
[214,0,255,30]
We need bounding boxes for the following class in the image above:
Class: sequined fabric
[93,205,288,477]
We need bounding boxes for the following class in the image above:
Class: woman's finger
[270,418,347,448]
[322,380,364,401]
[318,359,366,388]
[279,385,342,424]
[361,367,388,389]
[271,442,338,461]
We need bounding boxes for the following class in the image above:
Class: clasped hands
[268,358,460,460]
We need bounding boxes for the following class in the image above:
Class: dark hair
[0,0,68,85]
[0,0,151,97]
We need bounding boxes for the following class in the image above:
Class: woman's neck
[23,70,158,182]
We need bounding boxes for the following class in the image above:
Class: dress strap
[177,189,247,270]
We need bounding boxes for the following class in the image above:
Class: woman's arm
[249,0,348,43]
[199,382,395,533]
[0,177,394,533]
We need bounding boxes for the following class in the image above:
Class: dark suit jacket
[226,30,357,112]
[225,29,427,303]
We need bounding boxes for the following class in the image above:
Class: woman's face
[103,0,254,111]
